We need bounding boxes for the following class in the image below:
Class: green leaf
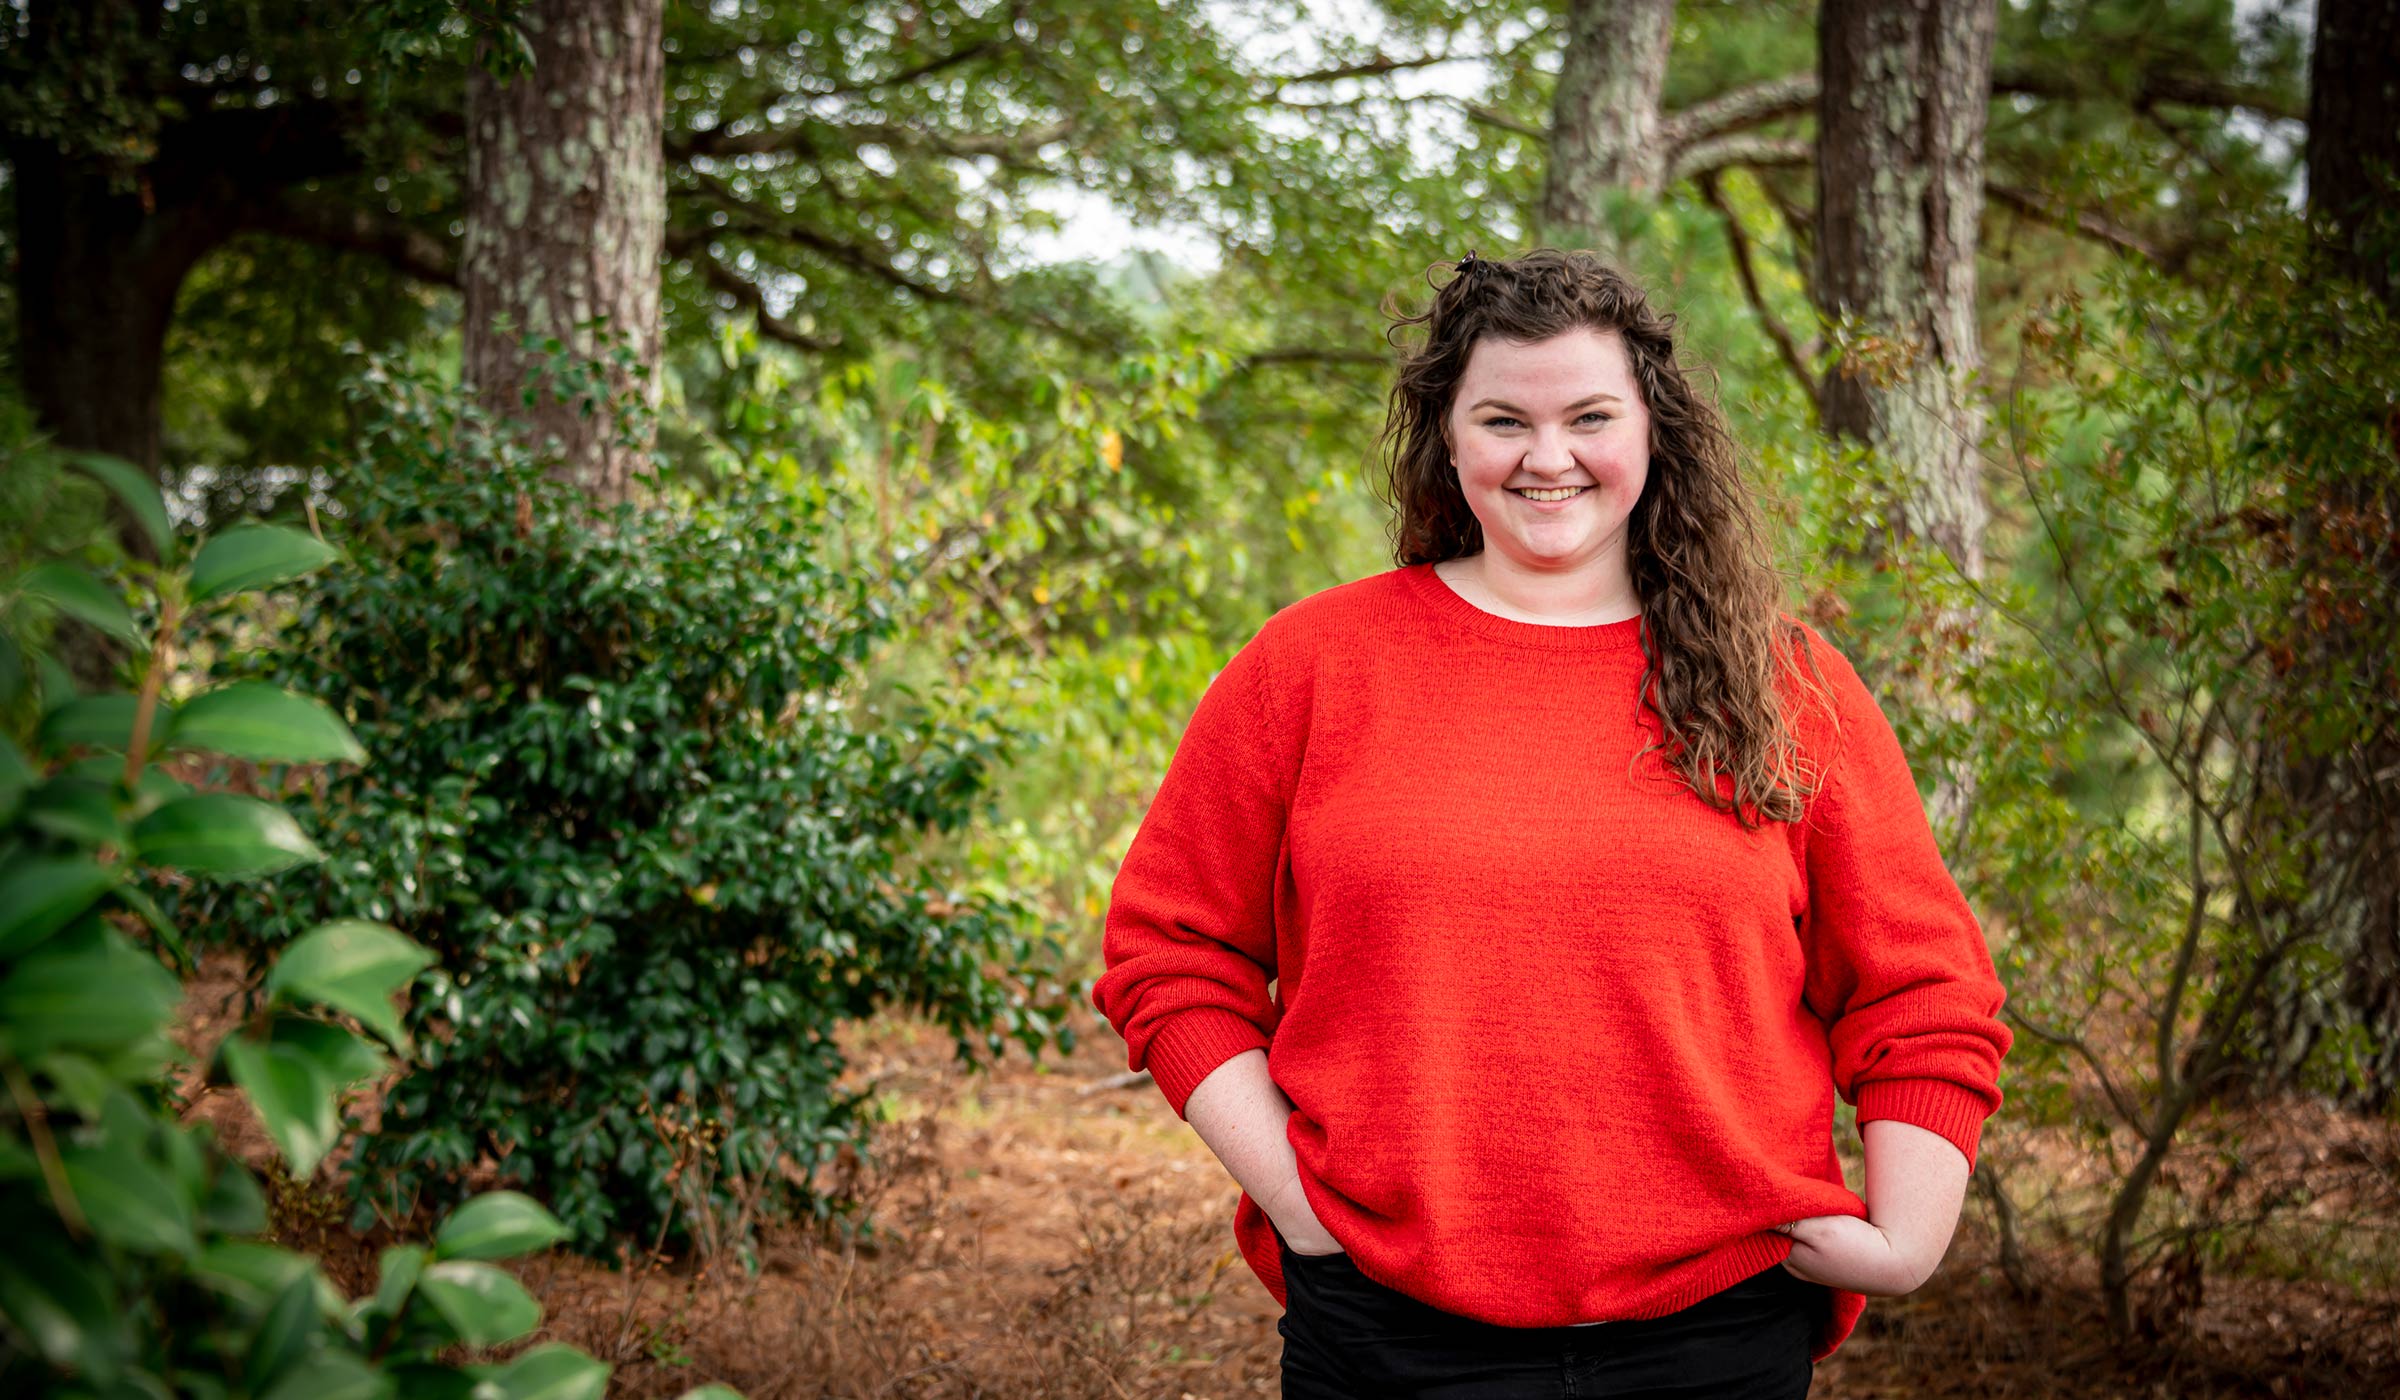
[413,1261,541,1346]
[19,561,143,646]
[370,1244,426,1321]
[222,1036,341,1179]
[60,1133,199,1257]
[0,734,30,822]
[262,1352,391,1400]
[270,1015,387,1087]
[133,793,324,877]
[0,856,121,960]
[191,1242,319,1312]
[189,524,339,604]
[168,682,364,764]
[0,1209,128,1376]
[198,1157,269,1236]
[37,693,153,754]
[479,1343,608,1400]
[22,775,126,848]
[0,923,180,1058]
[246,1271,320,1393]
[67,451,175,560]
[433,1191,569,1262]
[673,1388,746,1400]
[267,920,435,1050]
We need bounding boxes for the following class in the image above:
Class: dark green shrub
[198,350,1081,1261]
[0,443,698,1398]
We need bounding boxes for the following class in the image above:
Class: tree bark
[2306,0,2400,311]
[1538,0,1677,267]
[1812,0,1999,839]
[461,0,666,503]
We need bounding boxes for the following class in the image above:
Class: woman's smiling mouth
[1511,485,1590,503]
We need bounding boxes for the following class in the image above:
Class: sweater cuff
[1142,1007,1273,1119]
[1854,1078,1990,1173]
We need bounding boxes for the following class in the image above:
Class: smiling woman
[1090,247,2012,1400]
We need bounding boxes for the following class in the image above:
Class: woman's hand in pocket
[1265,1173,1344,1256]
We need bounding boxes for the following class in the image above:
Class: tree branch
[1695,170,1819,417]
[1670,134,1812,186]
[1662,73,1819,152]
[240,191,458,285]
[693,250,836,352]
[1984,180,2163,262]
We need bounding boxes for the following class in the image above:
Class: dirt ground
[169,956,2399,1398]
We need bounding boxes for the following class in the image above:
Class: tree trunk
[2307,0,2399,311]
[461,0,666,503]
[1538,0,1677,268]
[1812,0,1999,840]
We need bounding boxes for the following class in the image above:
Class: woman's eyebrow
[1467,392,1625,412]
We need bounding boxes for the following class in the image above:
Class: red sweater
[1091,562,2011,1364]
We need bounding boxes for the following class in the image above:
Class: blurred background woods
[1,1,2395,1396]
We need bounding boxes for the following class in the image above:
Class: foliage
[1931,210,2398,1324]
[190,348,1083,1262]
[0,439,715,1396]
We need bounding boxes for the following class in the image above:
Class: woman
[1090,247,2012,1398]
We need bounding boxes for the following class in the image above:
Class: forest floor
[172,955,2399,1399]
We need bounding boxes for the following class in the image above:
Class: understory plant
[1,444,729,1397]
[194,348,1083,1265]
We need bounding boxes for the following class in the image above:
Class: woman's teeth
[1513,486,1587,501]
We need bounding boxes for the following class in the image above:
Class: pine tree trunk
[1812,0,1999,839]
[1538,0,1677,267]
[461,0,666,503]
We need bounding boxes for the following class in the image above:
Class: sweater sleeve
[1089,627,1291,1119]
[1797,645,2013,1173]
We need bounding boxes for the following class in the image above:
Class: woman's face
[1443,326,1651,577]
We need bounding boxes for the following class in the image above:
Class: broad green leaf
[433,1191,569,1262]
[22,775,125,848]
[222,1036,341,1178]
[370,1244,427,1321]
[19,561,143,646]
[479,1344,608,1400]
[0,1213,128,1376]
[60,1134,199,1257]
[112,883,193,972]
[37,693,154,754]
[66,451,175,560]
[0,734,29,821]
[245,1271,319,1393]
[133,793,323,877]
[189,524,339,604]
[35,1051,118,1121]
[198,1157,269,1236]
[0,856,120,959]
[168,682,364,764]
[0,632,22,708]
[673,1388,746,1400]
[192,1242,318,1312]
[267,920,434,1050]
[270,1015,387,1087]
[413,1260,541,1347]
[0,924,179,1058]
[261,1352,391,1400]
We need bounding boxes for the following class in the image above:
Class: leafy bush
[196,350,1082,1262]
[0,444,709,1397]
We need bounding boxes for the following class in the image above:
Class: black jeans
[1276,1232,1825,1399]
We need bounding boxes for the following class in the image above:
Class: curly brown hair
[1375,246,1836,828]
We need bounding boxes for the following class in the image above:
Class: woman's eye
[1482,413,1610,428]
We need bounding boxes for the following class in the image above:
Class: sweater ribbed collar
[1398,562,1646,654]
